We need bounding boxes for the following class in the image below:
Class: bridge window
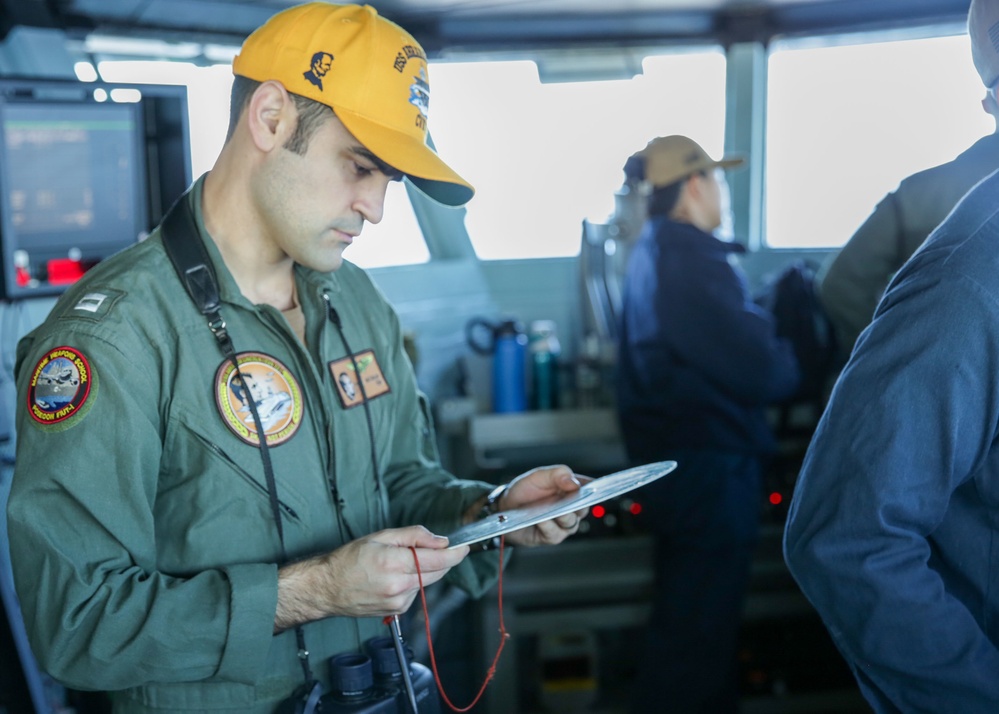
[765,31,992,249]
[427,50,727,260]
[95,50,725,265]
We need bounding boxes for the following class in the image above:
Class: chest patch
[214,352,303,446]
[328,349,391,409]
[27,346,96,428]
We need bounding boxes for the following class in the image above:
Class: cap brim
[717,156,745,170]
[335,107,475,207]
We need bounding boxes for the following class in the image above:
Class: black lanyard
[161,193,318,696]
[323,296,387,530]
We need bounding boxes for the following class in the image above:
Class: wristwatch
[480,483,508,519]
[470,483,508,552]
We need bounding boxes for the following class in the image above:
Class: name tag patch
[329,349,390,409]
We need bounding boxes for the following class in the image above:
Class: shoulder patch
[65,288,126,323]
[214,352,303,446]
[27,346,97,429]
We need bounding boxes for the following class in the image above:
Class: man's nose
[354,178,389,225]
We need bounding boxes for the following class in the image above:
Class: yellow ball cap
[233,2,474,206]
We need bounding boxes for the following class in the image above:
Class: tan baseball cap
[969,0,999,89]
[637,135,744,188]
[233,2,474,206]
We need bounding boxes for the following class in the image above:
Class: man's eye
[353,162,374,176]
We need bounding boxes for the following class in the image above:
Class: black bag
[756,260,838,407]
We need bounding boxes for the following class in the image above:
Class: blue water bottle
[466,317,528,413]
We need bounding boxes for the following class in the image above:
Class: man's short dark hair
[647,179,685,217]
[226,75,332,155]
[646,170,707,217]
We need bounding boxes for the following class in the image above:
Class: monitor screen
[0,93,148,299]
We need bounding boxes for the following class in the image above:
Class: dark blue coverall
[616,217,800,713]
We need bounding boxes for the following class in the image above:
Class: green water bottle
[529,320,561,411]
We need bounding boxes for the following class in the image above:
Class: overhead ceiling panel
[31,0,976,52]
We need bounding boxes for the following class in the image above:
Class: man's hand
[274,526,469,632]
[477,464,590,548]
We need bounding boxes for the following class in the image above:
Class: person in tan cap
[5,4,588,713]
[784,1,999,711]
[817,4,999,361]
[614,135,800,713]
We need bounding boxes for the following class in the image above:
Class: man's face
[251,113,397,272]
[338,372,356,399]
[699,168,727,233]
[240,374,262,401]
[712,168,733,238]
[313,55,332,77]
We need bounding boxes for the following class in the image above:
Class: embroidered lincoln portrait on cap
[304,51,334,90]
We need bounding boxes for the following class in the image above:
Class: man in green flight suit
[5,4,587,713]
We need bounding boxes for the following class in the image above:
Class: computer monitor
[0,78,192,300]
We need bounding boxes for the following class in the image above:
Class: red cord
[402,537,510,712]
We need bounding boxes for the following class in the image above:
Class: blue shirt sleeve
[784,256,999,712]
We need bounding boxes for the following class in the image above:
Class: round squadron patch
[215,352,303,446]
[27,346,96,428]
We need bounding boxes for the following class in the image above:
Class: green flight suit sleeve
[7,321,278,691]
[369,295,505,597]
[818,192,904,353]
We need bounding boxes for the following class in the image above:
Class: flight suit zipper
[322,289,390,532]
[256,295,342,514]
[321,289,351,531]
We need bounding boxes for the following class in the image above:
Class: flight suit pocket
[156,415,309,571]
[189,430,302,523]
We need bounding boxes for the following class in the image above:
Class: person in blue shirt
[616,135,800,713]
[784,2,999,710]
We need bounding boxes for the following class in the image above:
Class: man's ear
[667,176,695,222]
[245,80,295,153]
[678,173,702,207]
